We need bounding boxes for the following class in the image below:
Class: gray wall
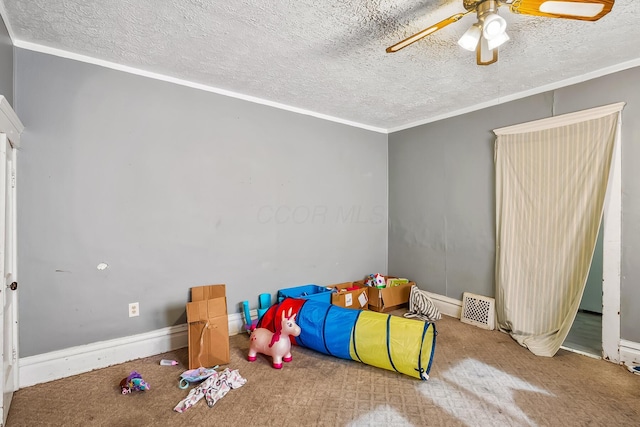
[388,66,640,343]
[555,68,640,341]
[581,226,603,314]
[15,49,388,357]
[0,14,12,106]
[388,94,552,299]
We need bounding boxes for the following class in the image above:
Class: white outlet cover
[129,302,139,317]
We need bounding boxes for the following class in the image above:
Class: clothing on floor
[173,368,246,413]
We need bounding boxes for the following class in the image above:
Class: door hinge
[11,169,15,189]
[12,347,17,363]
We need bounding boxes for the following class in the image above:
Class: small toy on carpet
[248,307,300,369]
[120,371,150,394]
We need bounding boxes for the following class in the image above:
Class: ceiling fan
[386,0,615,65]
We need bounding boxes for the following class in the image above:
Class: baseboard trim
[425,293,640,368]
[426,292,462,319]
[620,339,640,367]
[228,311,250,336]
[30,303,634,387]
[19,311,251,388]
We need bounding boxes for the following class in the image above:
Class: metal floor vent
[460,292,495,330]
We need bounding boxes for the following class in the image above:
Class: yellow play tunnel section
[350,310,435,380]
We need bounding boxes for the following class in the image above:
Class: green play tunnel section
[256,298,436,380]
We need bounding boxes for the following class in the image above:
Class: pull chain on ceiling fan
[386,0,615,65]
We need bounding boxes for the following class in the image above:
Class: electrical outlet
[129,302,140,317]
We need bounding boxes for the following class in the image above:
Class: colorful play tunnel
[256,298,436,380]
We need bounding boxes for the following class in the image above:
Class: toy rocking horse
[247,307,301,369]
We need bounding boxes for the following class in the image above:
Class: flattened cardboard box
[327,282,369,310]
[355,279,415,312]
[187,284,229,369]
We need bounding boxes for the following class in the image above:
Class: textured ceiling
[2,0,640,132]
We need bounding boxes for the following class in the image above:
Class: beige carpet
[6,314,640,426]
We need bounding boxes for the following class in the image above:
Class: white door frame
[601,106,623,363]
[0,97,22,149]
[0,95,23,426]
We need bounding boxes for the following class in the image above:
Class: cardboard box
[355,278,415,312]
[187,284,229,369]
[327,282,369,310]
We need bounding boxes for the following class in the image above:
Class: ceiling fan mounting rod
[462,0,514,12]
[464,0,509,11]
[476,0,500,17]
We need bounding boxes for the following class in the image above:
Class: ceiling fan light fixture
[487,31,510,50]
[482,13,507,39]
[458,24,482,51]
[539,1,605,18]
[385,0,615,64]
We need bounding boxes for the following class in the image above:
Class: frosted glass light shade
[458,24,482,51]
[487,31,510,50]
[482,13,507,39]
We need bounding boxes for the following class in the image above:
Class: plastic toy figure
[248,307,300,369]
[120,371,150,394]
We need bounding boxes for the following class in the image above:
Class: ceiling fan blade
[386,10,473,53]
[508,0,615,21]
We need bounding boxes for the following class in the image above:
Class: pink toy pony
[247,307,301,369]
